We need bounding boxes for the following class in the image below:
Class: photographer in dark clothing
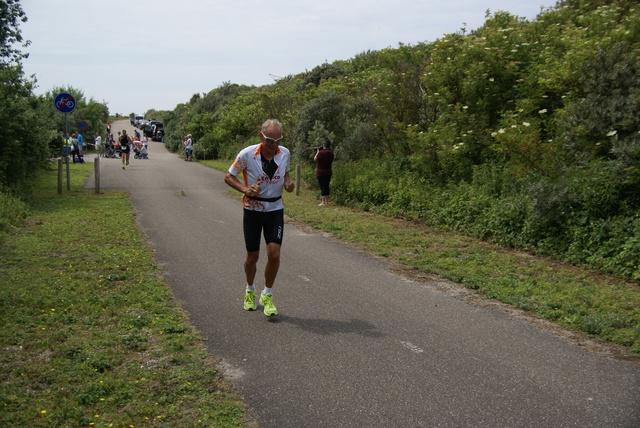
[314,139,334,206]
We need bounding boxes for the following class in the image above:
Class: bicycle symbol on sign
[56,97,74,110]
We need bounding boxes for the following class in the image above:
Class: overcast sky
[20,0,555,116]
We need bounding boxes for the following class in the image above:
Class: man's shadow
[270,315,384,338]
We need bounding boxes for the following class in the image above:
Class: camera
[313,146,324,151]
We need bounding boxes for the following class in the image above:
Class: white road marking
[400,341,424,354]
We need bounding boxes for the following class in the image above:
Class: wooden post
[66,155,70,190]
[58,158,63,194]
[94,156,100,194]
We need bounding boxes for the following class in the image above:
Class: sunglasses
[261,132,283,144]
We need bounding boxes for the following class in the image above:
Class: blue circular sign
[54,92,76,114]
[79,121,88,130]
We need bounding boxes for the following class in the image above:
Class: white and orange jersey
[228,143,291,212]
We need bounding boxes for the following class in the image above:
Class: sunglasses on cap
[261,132,283,144]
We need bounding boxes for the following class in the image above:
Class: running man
[119,129,132,169]
[224,119,295,316]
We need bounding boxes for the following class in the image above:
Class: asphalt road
[93,120,640,427]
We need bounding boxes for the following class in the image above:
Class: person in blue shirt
[76,132,84,156]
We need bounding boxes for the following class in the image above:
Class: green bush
[328,155,640,280]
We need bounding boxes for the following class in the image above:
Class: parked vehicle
[151,122,164,141]
[142,120,158,137]
[142,124,153,137]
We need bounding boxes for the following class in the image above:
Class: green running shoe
[244,290,257,311]
[259,293,278,316]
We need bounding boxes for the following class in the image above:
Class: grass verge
[0,162,248,427]
[204,159,640,358]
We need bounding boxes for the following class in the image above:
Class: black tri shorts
[243,208,284,252]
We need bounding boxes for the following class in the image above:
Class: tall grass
[0,187,28,240]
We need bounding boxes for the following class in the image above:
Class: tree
[0,0,29,67]
[0,0,42,188]
[292,90,347,161]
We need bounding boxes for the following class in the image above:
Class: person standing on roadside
[76,132,84,156]
[94,133,103,158]
[119,129,132,169]
[70,133,83,163]
[62,133,71,160]
[184,134,193,162]
[224,119,295,316]
[314,139,334,206]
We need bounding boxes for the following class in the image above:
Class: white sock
[246,284,255,292]
[262,287,272,296]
